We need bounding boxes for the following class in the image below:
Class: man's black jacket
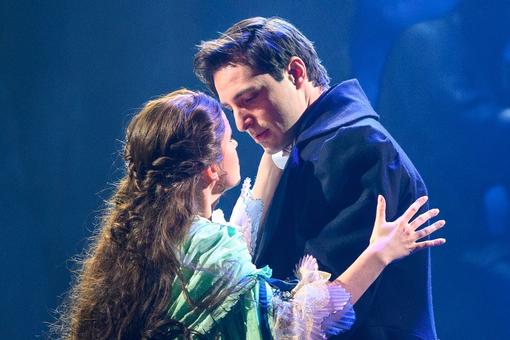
[254,79,437,340]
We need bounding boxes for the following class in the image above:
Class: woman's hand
[369,195,446,266]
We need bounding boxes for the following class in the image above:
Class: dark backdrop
[2,1,508,339]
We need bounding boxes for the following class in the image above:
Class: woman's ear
[202,164,220,184]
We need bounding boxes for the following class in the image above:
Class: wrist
[366,243,391,267]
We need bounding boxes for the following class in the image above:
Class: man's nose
[233,109,253,132]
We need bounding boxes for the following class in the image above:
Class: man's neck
[288,84,327,143]
[279,84,328,154]
[307,85,327,109]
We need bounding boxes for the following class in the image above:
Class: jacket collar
[294,79,379,145]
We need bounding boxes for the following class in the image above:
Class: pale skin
[213,57,322,154]
[197,116,446,305]
[250,152,283,218]
[336,195,445,304]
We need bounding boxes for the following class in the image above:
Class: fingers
[410,209,440,231]
[412,219,446,252]
[414,220,446,240]
[413,238,446,251]
[400,196,428,223]
[375,195,387,225]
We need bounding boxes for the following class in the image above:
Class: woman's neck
[197,182,222,219]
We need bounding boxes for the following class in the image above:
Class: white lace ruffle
[273,255,355,339]
[218,178,263,255]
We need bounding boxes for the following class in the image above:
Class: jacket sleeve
[303,124,427,329]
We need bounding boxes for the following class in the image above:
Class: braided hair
[55,89,225,339]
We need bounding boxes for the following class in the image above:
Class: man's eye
[244,92,258,104]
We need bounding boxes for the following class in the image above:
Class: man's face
[213,63,304,153]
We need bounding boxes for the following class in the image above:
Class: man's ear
[202,164,220,184]
[287,57,307,88]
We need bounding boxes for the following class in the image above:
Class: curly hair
[53,89,226,339]
[194,16,330,93]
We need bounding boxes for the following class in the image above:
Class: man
[194,17,436,339]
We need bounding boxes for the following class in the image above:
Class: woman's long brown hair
[53,89,225,339]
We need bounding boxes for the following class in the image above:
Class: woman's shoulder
[187,216,239,247]
[183,217,251,266]
[188,215,228,236]
[183,217,272,279]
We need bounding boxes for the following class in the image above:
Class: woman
[55,89,445,339]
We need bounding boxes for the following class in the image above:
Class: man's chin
[261,144,282,155]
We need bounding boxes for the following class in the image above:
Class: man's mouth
[254,129,270,142]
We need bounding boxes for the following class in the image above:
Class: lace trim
[227,178,264,255]
[273,255,355,339]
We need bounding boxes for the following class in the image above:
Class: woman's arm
[251,152,283,220]
[334,195,446,304]
[226,152,282,253]
[272,195,445,338]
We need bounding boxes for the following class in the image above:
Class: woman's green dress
[167,179,355,339]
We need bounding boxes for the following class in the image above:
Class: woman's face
[218,113,241,190]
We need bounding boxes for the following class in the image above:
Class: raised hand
[369,195,446,265]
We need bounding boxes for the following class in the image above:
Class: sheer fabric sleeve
[272,255,355,339]
[212,178,263,255]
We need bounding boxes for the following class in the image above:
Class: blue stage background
[2,1,509,338]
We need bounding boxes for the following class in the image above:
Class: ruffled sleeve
[167,217,271,336]
[216,178,263,255]
[272,255,355,339]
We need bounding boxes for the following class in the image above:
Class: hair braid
[53,90,226,339]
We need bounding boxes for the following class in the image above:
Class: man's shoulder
[295,81,380,145]
[298,117,424,183]
[299,117,398,160]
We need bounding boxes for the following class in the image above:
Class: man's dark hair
[194,17,330,93]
